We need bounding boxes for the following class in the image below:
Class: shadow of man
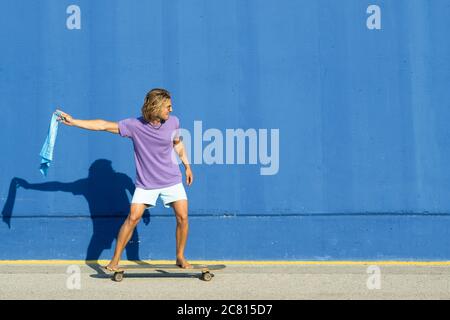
[1,159,150,274]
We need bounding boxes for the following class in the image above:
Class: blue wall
[1,0,450,260]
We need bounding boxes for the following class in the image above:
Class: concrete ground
[0,262,449,300]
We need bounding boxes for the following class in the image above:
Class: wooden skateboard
[109,264,226,282]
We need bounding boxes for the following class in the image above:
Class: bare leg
[171,199,192,268]
[106,203,147,271]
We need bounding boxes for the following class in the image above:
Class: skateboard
[110,264,226,282]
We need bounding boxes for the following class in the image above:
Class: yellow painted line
[0,260,450,266]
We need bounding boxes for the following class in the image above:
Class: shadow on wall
[1,159,150,273]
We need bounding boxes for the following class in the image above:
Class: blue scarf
[39,112,61,176]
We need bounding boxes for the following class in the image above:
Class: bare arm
[173,139,193,186]
[55,109,119,134]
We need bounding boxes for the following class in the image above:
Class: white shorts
[131,183,187,208]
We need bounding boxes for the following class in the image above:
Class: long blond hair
[141,88,171,122]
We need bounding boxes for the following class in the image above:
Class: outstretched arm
[14,178,74,193]
[56,109,119,134]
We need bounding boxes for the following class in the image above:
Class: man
[56,88,193,270]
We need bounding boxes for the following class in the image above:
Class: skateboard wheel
[201,271,212,282]
[113,272,124,282]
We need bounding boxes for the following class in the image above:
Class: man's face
[159,99,173,121]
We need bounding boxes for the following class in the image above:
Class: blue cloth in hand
[40,111,61,176]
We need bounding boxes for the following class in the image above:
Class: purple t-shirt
[118,115,182,189]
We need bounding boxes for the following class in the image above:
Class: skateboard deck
[109,264,226,282]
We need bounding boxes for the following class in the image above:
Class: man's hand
[185,167,193,186]
[14,178,29,189]
[55,109,75,126]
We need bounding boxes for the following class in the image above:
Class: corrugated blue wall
[1,0,450,260]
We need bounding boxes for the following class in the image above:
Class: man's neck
[149,118,161,125]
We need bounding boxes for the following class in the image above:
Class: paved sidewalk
[0,263,449,300]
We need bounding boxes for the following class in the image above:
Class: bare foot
[176,258,193,269]
[104,263,124,272]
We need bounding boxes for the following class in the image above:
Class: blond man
[57,88,193,269]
